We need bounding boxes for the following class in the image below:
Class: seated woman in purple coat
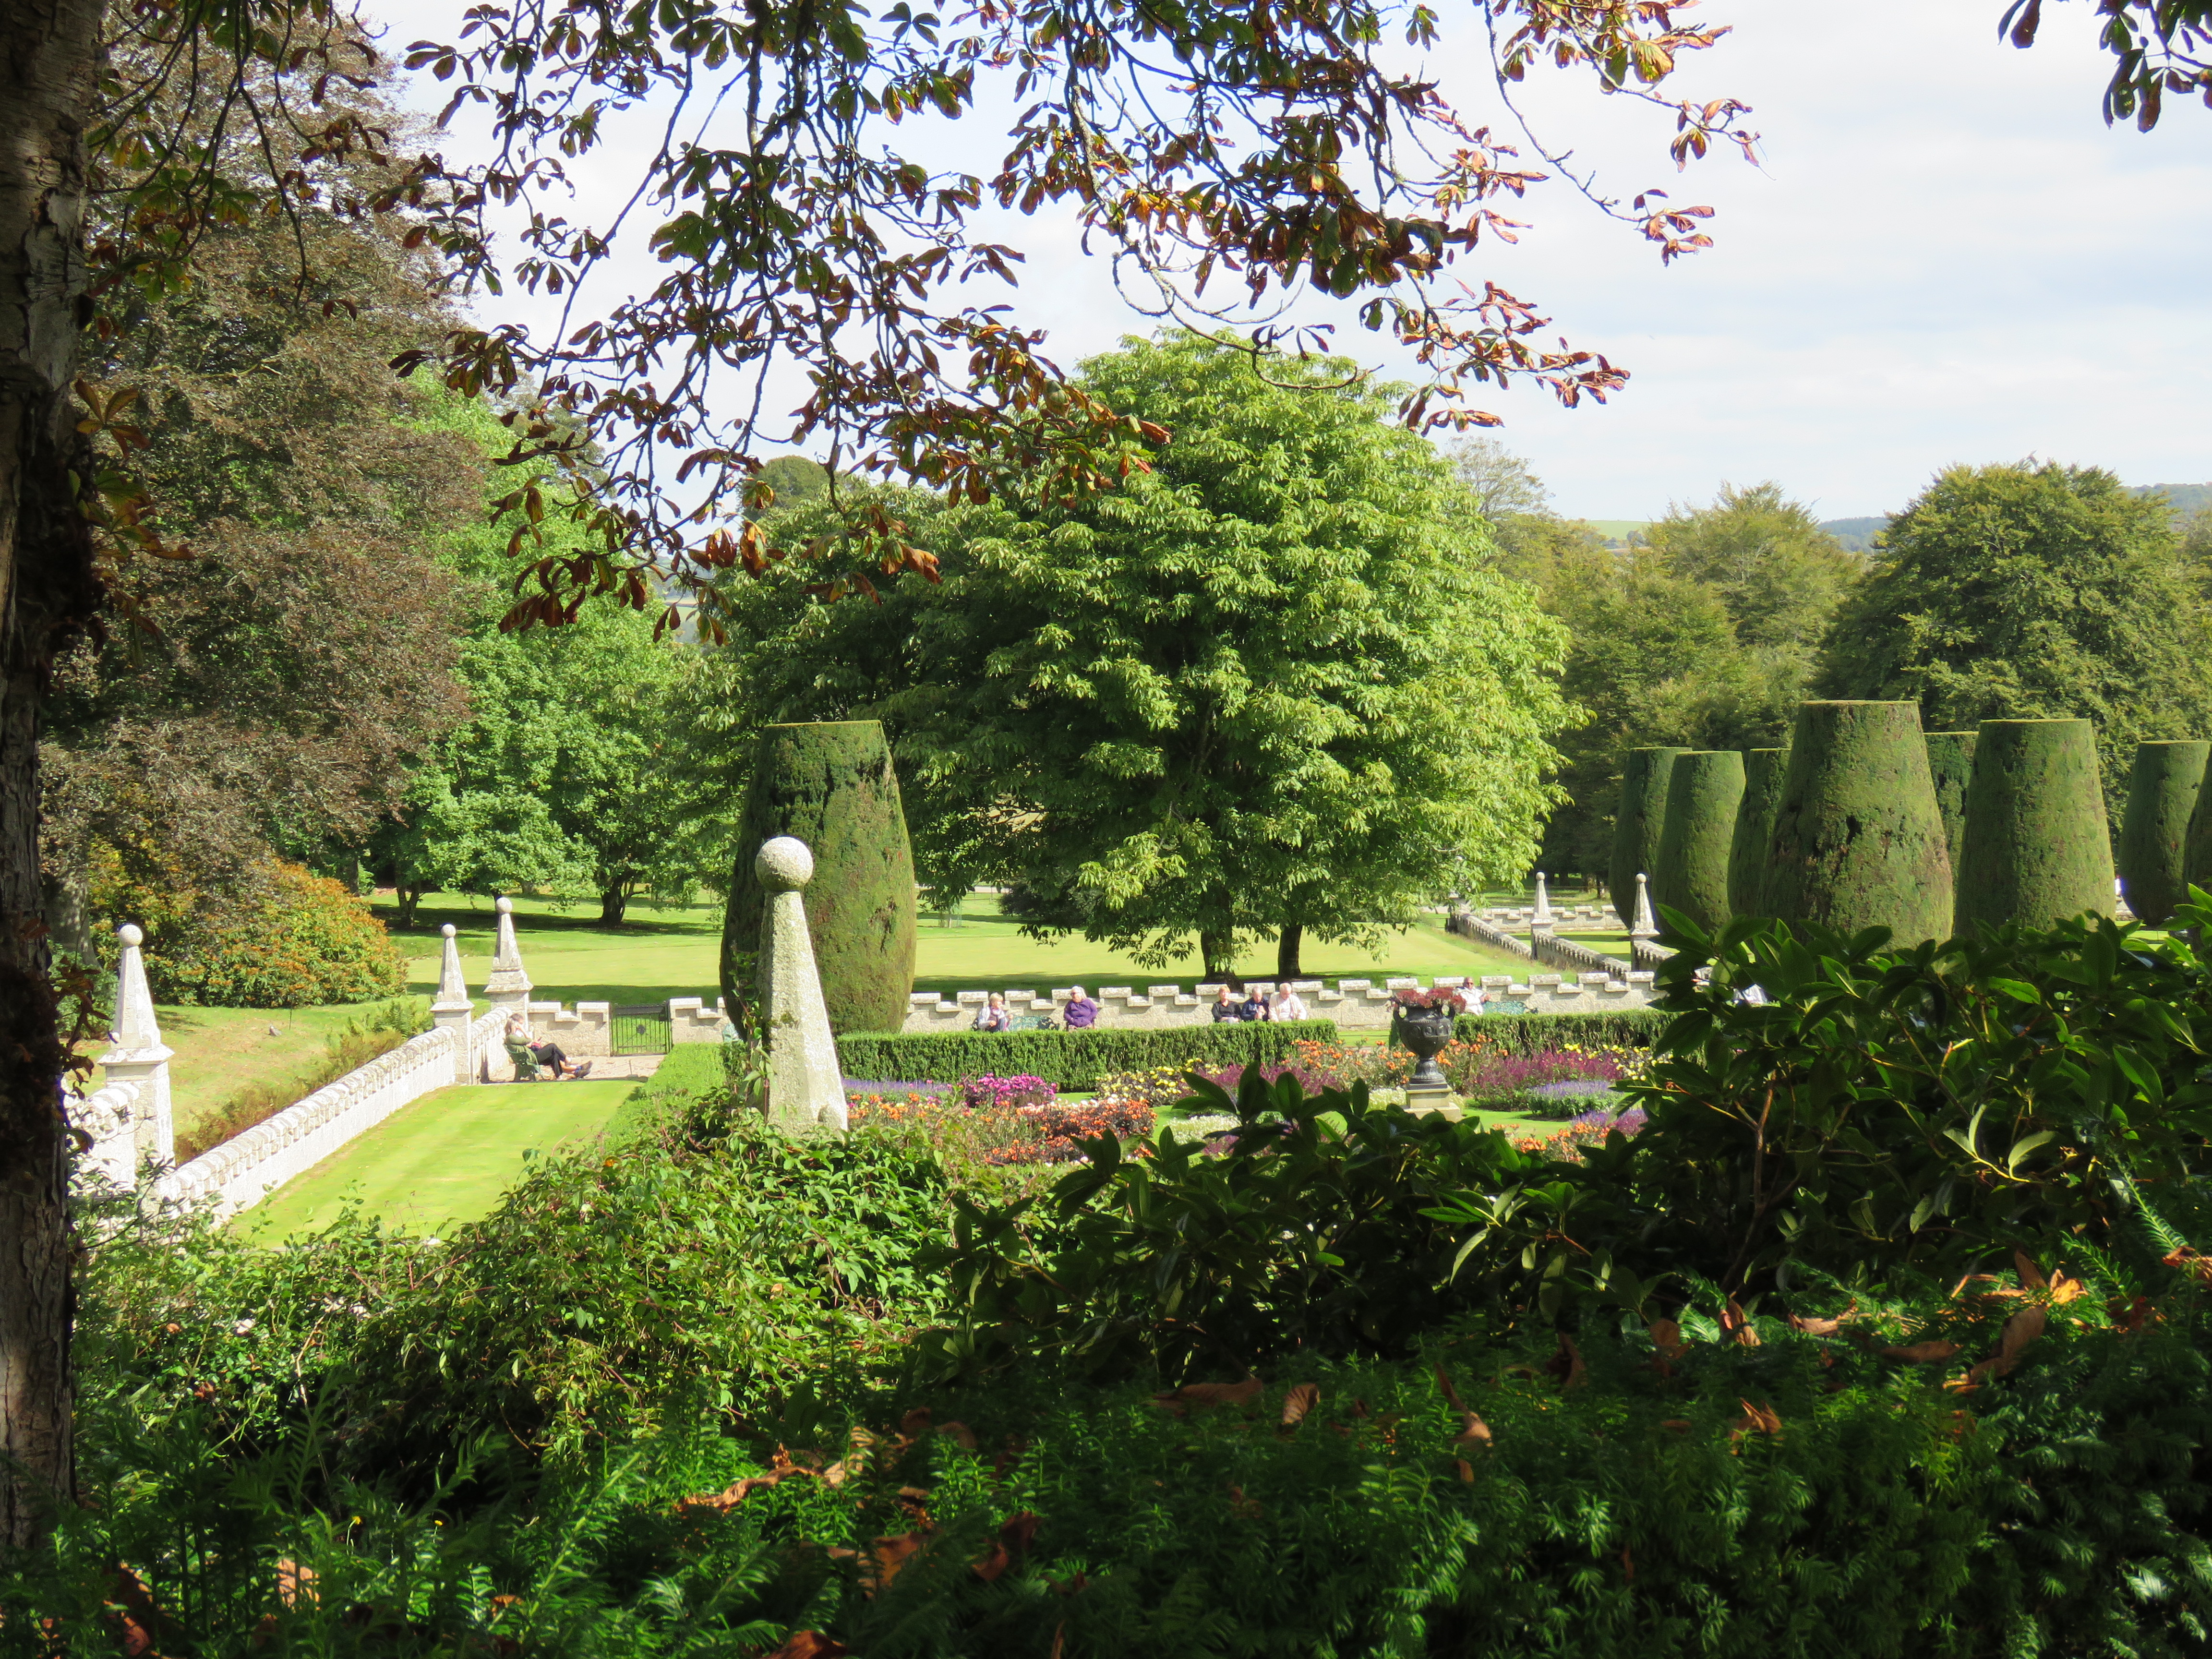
[1062,985,1099,1028]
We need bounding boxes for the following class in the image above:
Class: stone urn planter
[1393,997,1461,1113]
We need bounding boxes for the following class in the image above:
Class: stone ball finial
[756,835,815,892]
[495,895,513,914]
[117,923,143,947]
[442,923,457,938]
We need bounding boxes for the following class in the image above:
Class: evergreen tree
[1819,462,2212,825]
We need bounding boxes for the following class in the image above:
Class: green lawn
[156,890,1544,1159]
[239,1079,642,1239]
[376,892,1537,1009]
[158,1000,427,1143]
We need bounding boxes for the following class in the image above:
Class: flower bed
[843,1088,1153,1166]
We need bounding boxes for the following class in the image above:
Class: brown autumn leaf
[900,1407,934,1437]
[1280,1383,1320,1428]
[766,1633,852,1659]
[1647,1317,1686,1357]
[1721,1299,1762,1347]
[1454,1411,1493,1450]
[2110,1294,2151,1333]
[2165,1245,2212,1284]
[868,1531,931,1593]
[1882,1340,1962,1364]
[2013,1250,2049,1292]
[1789,1300,1859,1336]
[1149,1377,1264,1416]
[1659,1419,1693,1434]
[2048,1271,2086,1306]
[1431,1361,1468,1412]
[937,1420,979,1450]
[1454,1457,1476,1482]
[1729,1398,1782,1442]
[1541,1334,1587,1389]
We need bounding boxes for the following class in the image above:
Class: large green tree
[1818,462,2212,823]
[720,335,1575,979]
[40,66,475,958]
[373,406,732,926]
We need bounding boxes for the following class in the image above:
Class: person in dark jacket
[1210,986,1241,1022]
[1238,987,1270,1022]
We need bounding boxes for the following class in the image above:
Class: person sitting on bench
[505,1011,590,1080]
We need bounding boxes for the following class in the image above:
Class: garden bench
[505,1038,544,1082]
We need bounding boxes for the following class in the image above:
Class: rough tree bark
[0,0,106,1547]
[1275,922,1303,982]
[599,886,628,925]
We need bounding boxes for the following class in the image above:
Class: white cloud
[367,0,2212,520]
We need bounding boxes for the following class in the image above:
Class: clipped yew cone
[1954,718,2114,936]
[1609,746,1689,927]
[1653,750,1745,932]
[2117,740,2210,926]
[721,720,919,1034]
[1727,748,1788,917]
[1924,731,1978,868]
[1761,701,1953,945]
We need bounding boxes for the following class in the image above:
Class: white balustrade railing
[158,1008,505,1217]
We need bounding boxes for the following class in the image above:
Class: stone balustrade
[159,1008,504,1217]
[901,970,1655,1033]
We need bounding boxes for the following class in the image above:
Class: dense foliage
[1820,461,2212,827]
[99,860,406,1009]
[834,1020,1338,1093]
[19,910,2212,1650]
[712,334,1576,980]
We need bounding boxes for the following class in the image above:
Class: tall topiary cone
[1924,732,1978,869]
[2118,740,2209,926]
[1761,702,1952,944]
[1954,719,2114,936]
[1727,749,1787,916]
[1610,747,1689,926]
[721,721,918,1034]
[1653,750,1745,932]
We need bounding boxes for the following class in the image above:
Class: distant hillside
[2132,482,2212,518]
[1820,516,1886,553]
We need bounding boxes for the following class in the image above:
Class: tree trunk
[1198,928,1233,981]
[1275,922,1302,982]
[0,0,105,1546]
[396,883,423,928]
[600,886,629,925]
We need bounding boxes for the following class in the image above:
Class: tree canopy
[1818,461,2212,823]
[1491,473,1840,884]
[719,334,1575,978]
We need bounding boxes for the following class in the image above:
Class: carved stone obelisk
[100,924,174,1173]
[756,837,846,1131]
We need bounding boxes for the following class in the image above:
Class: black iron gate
[610,1003,672,1056]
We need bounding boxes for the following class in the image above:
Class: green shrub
[1652,748,1743,930]
[2121,739,2211,926]
[1954,717,2116,935]
[1452,1007,1666,1053]
[835,1019,1338,1091]
[124,860,407,1008]
[721,720,920,1034]
[1762,700,1953,945]
[1726,745,1786,916]
[1608,745,1687,921]
[1925,728,1978,866]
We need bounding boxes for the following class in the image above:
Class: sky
[366,0,2212,524]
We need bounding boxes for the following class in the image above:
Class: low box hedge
[1453,1007,1667,1054]
[835,1019,1339,1091]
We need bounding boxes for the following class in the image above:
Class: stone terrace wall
[901,971,1655,1033]
[161,1008,505,1217]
